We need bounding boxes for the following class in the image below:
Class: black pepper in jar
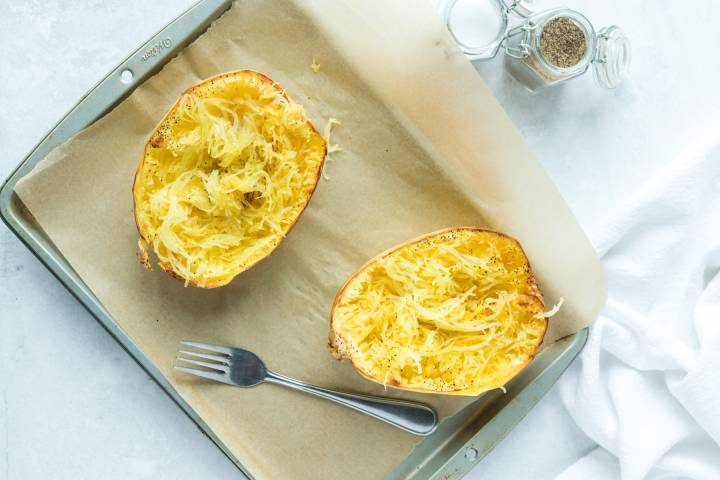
[539,17,587,68]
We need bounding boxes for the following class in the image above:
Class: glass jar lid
[592,25,631,89]
[441,0,535,60]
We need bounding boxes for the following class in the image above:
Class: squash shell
[329,227,547,396]
[132,70,326,288]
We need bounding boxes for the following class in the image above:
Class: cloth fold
[557,127,720,480]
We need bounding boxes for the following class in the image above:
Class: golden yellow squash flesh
[133,70,326,288]
[329,228,548,395]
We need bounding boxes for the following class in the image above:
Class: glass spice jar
[441,0,631,91]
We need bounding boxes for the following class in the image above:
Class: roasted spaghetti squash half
[133,70,326,288]
[329,228,548,395]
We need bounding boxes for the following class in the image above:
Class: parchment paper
[15,0,606,478]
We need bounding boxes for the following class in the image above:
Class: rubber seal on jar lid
[592,25,631,89]
[441,0,509,60]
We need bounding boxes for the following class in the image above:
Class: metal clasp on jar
[501,21,537,59]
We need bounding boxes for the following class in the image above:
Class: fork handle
[264,370,438,436]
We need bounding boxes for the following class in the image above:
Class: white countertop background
[1,0,715,478]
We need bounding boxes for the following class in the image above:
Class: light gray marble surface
[1,1,715,479]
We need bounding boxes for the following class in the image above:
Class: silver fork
[174,341,438,436]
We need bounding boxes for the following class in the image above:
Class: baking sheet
[14,0,606,478]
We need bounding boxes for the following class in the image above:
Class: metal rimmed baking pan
[0,1,588,478]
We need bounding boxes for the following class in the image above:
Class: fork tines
[174,341,231,383]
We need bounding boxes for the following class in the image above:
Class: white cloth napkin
[556,124,720,479]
